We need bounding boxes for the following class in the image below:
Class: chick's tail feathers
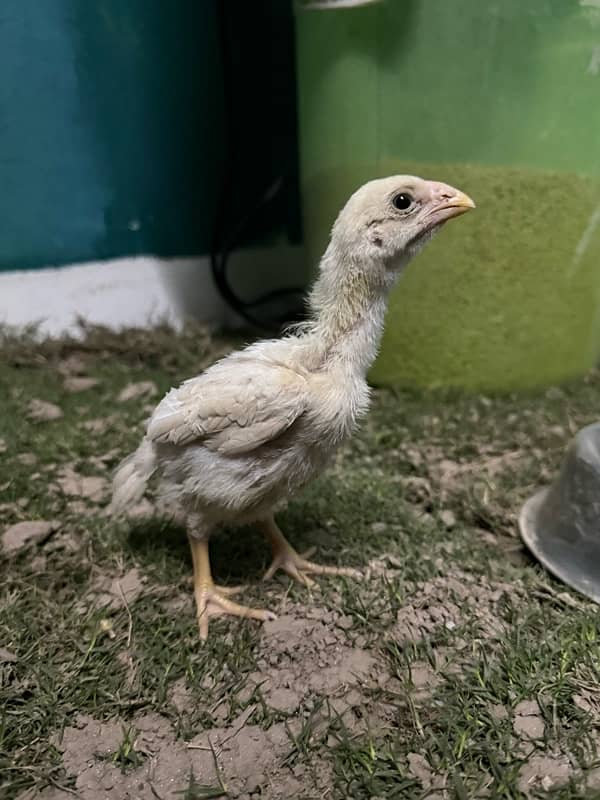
[110,438,156,515]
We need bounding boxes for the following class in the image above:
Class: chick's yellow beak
[421,180,475,229]
[429,183,476,223]
[444,190,476,213]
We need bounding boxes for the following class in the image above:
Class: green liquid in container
[296,0,600,391]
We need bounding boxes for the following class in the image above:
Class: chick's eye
[392,193,413,211]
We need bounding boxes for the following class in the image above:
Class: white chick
[111,175,475,639]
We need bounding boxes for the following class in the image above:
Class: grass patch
[1,324,600,799]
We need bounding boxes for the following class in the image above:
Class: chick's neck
[305,243,394,376]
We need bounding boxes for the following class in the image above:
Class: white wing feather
[146,356,309,456]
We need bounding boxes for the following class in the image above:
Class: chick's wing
[146,355,309,456]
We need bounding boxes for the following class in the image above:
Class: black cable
[211,177,306,330]
[210,1,306,332]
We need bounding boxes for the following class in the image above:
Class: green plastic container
[295,0,600,391]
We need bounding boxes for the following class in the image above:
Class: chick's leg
[259,516,360,587]
[188,533,276,641]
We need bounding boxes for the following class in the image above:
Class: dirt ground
[2,323,600,799]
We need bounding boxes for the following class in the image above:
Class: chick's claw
[264,549,361,587]
[188,534,276,641]
[195,584,276,641]
[261,517,361,587]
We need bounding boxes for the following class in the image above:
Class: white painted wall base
[0,246,307,337]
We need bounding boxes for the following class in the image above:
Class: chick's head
[331,175,475,273]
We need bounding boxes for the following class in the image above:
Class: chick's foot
[188,533,275,641]
[194,581,276,641]
[260,517,361,587]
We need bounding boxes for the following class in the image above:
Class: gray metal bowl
[519,422,600,603]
